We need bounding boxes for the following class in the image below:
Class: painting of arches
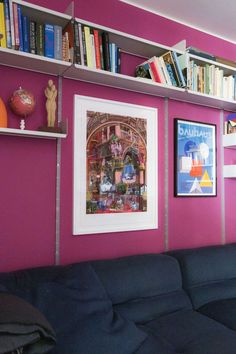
[86,111,147,214]
[73,95,158,235]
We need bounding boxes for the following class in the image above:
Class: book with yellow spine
[0,0,7,47]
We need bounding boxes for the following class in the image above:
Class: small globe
[9,87,36,118]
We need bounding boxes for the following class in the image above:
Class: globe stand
[20,119,25,130]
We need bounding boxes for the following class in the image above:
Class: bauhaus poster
[174,119,216,197]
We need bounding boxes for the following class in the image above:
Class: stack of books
[0,0,67,60]
[135,51,187,88]
[188,59,236,101]
[71,21,121,73]
[0,1,121,71]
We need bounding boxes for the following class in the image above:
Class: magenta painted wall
[1,0,236,271]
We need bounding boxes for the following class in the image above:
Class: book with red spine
[93,29,101,69]
[148,57,163,83]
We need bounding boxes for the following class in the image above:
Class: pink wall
[1,0,236,271]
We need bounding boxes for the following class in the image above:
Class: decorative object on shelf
[39,80,62,134]
[0,97,8,128]
[73,95,158,235]
[174,118,216,197]
[8,87,36,130]
[45,80,57,128]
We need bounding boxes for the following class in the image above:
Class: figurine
[45,79,57,128]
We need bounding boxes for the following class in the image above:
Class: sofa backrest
[170,243,236,309]
[92,254,192,324]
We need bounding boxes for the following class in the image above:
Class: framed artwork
[73,95,158,235]
[174,118,216,197]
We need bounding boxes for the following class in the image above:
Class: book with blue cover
[17,5,23,51]
[22,15,29,52]
[44,23,54,58]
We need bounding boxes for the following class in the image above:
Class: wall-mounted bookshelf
[0,0,236,112]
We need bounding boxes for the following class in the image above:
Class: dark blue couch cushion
[0,263,147,354]
[143,308,236,354]
[199,298,236,330]
[134,332,179,354]
[92,254,192,323]
[170,244,236,308]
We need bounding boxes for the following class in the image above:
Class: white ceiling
[120,0,236,44]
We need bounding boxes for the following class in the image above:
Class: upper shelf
[0,127,67,139]
[0,1,236,111]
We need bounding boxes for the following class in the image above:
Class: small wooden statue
[45,79,57,128]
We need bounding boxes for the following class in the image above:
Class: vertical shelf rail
[220,109,226,245]
[55,76,63,265]
[164,97,169,251]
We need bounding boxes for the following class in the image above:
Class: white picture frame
[73,95,158,235]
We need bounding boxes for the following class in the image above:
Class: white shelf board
[64,65,236,110]
[223,133,236,149]
[0,127,67,139]
[187,90,236,111]
[64,64,186,98]
[0,47,71,76]
[224,165,236,178]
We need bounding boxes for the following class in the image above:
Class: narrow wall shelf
[223,165,236,178]
[0,127,67,139]
[223,133,236,149]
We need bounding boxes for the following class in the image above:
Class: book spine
[90,32,96,68]
[0,0,6,47]
[84,26,93,67]
[3,0,11,48]
[78,23,84,65]
[8,0,14,48]
[148,58,162,83]
[54,25,62,60]
[171,51,186,87]
[44,23,54,58]
[73,20,80,64]
[93,29,101,69]
[17,4,23,51]
[116,47,121,73]
[101,31,110,71]
[159,56,171,85]
[29,20,36,54]
[99,31,104,70]
[81,25,87,66]
[36,23,44,56]
[22,15,29,52]
[12,2,19,49]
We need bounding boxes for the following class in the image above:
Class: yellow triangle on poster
[200,170,213,187]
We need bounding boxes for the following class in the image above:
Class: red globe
[9,87,36,118]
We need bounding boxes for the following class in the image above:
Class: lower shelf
[0,127,67,139]
[224,165,236,178]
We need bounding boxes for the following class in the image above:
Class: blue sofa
[1,244,236,354]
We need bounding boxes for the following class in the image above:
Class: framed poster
[174,118,216,197]
[73,95,158,235]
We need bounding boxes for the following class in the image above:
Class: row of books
[188,60,236,101]
[135,51,187,88]
[71,22,121,73]
[0,0,70,60]
[0,1,121,71]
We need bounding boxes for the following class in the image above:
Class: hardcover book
[36,22,44,56]
[44,23,54,58]
[54,24,62,60]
